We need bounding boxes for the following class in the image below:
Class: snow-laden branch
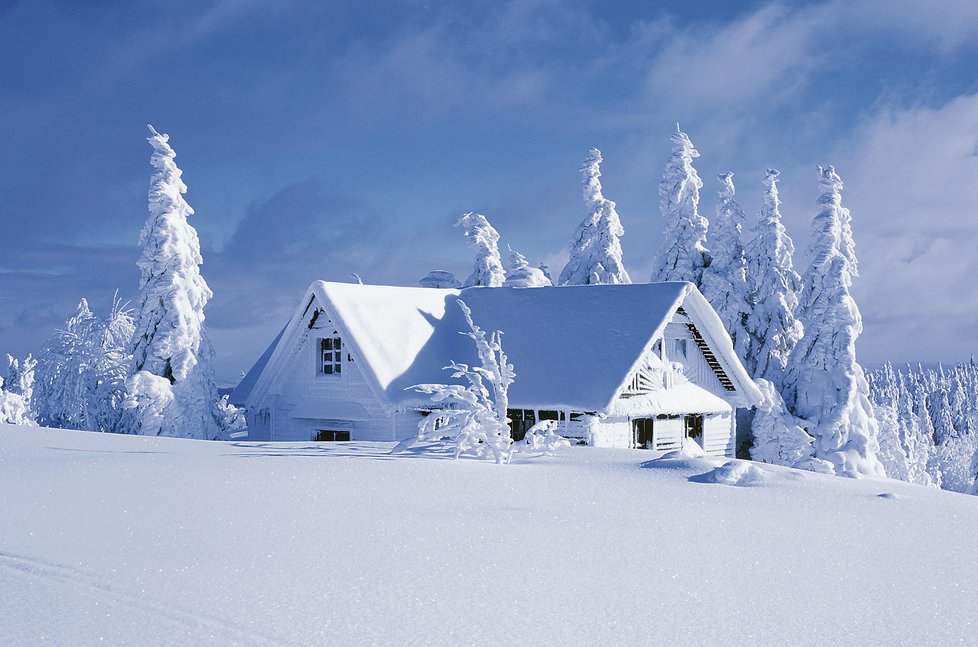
[408,300,515,463]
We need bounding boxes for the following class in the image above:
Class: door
[684,414,704,448]
[314,429,351,442]
[633,418,654,449]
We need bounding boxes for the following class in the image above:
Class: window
[538,410,565,421]
[673,338,687,360]
[685,414,703,443]
[314,429,350,442]
[319,335,342,375]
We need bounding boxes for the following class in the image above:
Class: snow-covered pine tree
[504,247,553,287]
[867,364,937,487]
[0,354,36,426]
[558,148,630,286]
[783,165,884,478]
[894,371,935,487]
[650,125,709,286]
[743,169,803,387]
[122,125,226,440]
[872,362,912,481]
[456,212,506,288]
[700,172,751,363]
[411,300,515,463]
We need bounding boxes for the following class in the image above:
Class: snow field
[3,424,978,645]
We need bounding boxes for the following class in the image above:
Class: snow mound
[709,460,769,487]
[793,456,837,475]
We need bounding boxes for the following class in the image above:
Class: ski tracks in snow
[0,551,298,646]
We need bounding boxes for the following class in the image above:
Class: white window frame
[318,334,343,376]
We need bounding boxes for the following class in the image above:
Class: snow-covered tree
[504,247,553,287]
[95,297,137,433]
[650,125,709,285]
[0,354,36,426]
[411,300,515,464]
[869,360,978,492]
[743,169,803,387]
[121,125,226,440]
[750,378,815,468]
[34,296,135,433]
[558,148,630,286]
[784,165,884,478]
[700,172,751,363]
[34,299,101,431]
[419,270,462,289]
[456,212,506,288]
[894,371,935,487]
[870,363,931,484]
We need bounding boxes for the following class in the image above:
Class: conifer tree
[650,125,709,285]
[0,354,36,426]
[456,212,506,288]
[558,148,630,285]
[743,169,803,387]
[122,125,225,440]
[784,165,884,478]
[700,172,750,362]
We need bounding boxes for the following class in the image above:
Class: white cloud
[640,3,832,119]
[833,93,978,363]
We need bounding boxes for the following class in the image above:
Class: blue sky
[2,0,977,384]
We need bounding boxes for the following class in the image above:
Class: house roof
[243,281,762,414]
[228,325,285,406]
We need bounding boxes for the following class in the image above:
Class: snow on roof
[313,281,699,412]
[229,325,285,405]
[607,383,732,417]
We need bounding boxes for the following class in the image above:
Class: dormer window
[319,335,342,375]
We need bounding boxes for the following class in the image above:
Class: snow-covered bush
[504,247,552,288]
[750,378,814,468]
[558,147,630,286]
[412,300,515,463]
[0,354,37,426]
[33,297,134,433]
[121,125,228,440]
[456,212,506,288]
[514,419,570,456]
[650,125,709,286]
[419,270,462,289]
[123,372,175,437]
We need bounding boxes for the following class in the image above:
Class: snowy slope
[2,424,977,646]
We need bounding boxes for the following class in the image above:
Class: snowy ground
[2,424,977,646]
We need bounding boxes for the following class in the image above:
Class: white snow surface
[607,381,731,417]
[3,423,977,646]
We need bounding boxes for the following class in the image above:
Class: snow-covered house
[233,281,762,455]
